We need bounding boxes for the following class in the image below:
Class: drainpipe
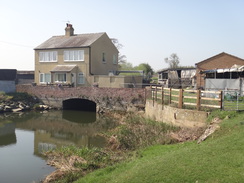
[88,46,94,75]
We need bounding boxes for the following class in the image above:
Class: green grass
[75,112,244,183]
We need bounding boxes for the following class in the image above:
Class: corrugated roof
[201,64,244,73]
[51,65,77,72]
[157,67,196,73]
[34,32,105,50]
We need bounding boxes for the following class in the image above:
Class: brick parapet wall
[16,85,146,112]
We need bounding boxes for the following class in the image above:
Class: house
[157,67,196,88]
[195,52,244,89]
[0,69,17,93]
[34,24,142,88]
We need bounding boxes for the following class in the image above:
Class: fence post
[155,86,157,101]
[161,87,164,105]
[169,88,172,104]
[196,89,201,110]
[219,91,223,109]
[144,88,147,105]
[152,89,155,107]
[178,89,183,108]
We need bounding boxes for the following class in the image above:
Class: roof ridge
[196,52,244,65]
[52,32,105,37]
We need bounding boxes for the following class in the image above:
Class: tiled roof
[34,32,105,50]
[195,52,244,65]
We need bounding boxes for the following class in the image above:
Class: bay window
[55,73,66,83]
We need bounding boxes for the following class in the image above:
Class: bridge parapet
[16,85,146,113]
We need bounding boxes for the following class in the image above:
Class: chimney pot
[65,24,74,36]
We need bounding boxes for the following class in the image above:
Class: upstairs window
[64,50,84,61]
[39,51,57,62]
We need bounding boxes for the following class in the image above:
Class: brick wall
[16,85,146,112]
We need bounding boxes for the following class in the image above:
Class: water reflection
[62,110,96,123]
[0,122,16,146]
[1,110,118,155]
[0,110,118,183]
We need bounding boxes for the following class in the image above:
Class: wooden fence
[147,86,223,110]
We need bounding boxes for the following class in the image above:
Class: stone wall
[16,85,146,112]
[145,100,208,128]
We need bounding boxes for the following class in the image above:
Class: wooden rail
[148,86,222,110]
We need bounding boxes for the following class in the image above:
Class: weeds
[43,145,123,183]
[114,114,179,150]
[207,110,238,122]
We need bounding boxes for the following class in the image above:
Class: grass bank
[75,111,244,183]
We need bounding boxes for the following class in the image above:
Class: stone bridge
[16,85,146,113]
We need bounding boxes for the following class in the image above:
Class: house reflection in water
[0,122,16,147]
[13,110,113,156]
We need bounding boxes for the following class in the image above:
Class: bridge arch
[63,98,96,112]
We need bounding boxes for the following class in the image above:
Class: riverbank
[75,110,243,183]
[42,111,207,183]
[0,92,51,113]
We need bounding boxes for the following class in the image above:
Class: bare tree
[111,38,127,64]
[164,53,180,68]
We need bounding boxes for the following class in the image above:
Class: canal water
[0,110,117,183]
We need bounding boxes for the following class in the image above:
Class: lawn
[75,111,244,183]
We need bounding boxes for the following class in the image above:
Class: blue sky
[0,0,244,71]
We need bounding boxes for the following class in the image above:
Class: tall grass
[115,115,179,150]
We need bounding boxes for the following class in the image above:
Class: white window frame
[64,50,84,61]
[39,51,57,62]
[78,72,85,84]
[39,73,51,83]
[54,73,67,83]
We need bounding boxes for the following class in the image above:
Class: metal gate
[222,90,244,111]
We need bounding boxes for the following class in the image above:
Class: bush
[7,92,34,102]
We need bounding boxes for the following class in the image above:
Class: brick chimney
[65,23,74,36]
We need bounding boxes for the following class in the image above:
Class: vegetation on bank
[0,92,50,112]
[0,92,34,102]
[42,112,205,183]
[75,110,244,183]
[42,113,185,183]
